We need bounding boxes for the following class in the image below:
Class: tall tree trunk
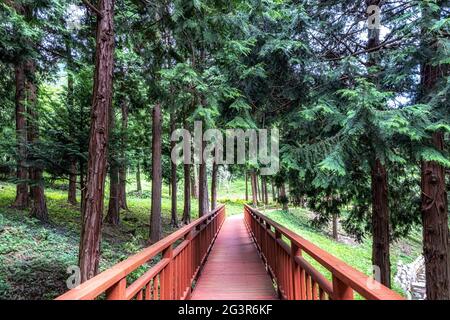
[420,1,449,297]
[105,107,119,225]
[79,0,115,283]
[182,121,191,225]
[250,171,258,207]
[68,161,77,205]
[79,159,85,210]
[198,139,209,217]
[366,0,391,288]
[183,163,191,225]
[170,116,178,227]
[149,103,162,243]
[280,183,288,211]
[271,179,276,203]
[118,101,128,210]
[78,100,86,212]
[211,163,218,210]
[262,176,268,205]
[136,162,142,195]
[256,175,261,203]
[245,171,248,202]
[25,60,48,222]
[371,159,391,288]
[191,164,199,199]
[117,164,127,209]
[421,133,449,299]
[12,61,29,209]
[66,33,77,206]
[260,176,265,205]
[105,161,120,225]
[332,214,338,241]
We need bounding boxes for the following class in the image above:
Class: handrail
[56,205,226,300]
[244,205,404,300]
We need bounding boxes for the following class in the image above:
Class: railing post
[106,278,127,300]
[291,243,301,300]
[265,221,271,266]
[184,229,194,300]
[275,230,282,299]
[161,244,174,300]
[332,275,354,300]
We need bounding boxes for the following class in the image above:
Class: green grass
[0,176,423,300]
[264,208,422,298]
[0,176,250,300]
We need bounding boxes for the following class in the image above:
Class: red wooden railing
[244,205,404,300]
[56,205,226,300]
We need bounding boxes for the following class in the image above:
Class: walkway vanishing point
[56,205,403,300]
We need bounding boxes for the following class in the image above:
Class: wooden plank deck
[191,214,278,300]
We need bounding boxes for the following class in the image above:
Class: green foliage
[1,0,449,300]
[266,208,422,298]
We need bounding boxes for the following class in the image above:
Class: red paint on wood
[191,215,277,300]
[244,205,404,300]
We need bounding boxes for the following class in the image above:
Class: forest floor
[0,178,245,299]
[263,208,422,297]
[0,178,422,299]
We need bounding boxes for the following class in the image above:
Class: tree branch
[82,0,102,18]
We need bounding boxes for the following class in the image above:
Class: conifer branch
[82,0,103,18]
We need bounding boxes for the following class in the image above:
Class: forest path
[191,214,278,300]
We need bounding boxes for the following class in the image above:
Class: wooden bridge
[56,205,403,300]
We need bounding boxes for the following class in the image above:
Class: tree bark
[183,163,191,225]
[24,60,48,222]
[170,115,178,227]
[79,0,115,283]
[332,213,338,241]
[191,164,199,199]
[198,139,209,217]
[250,171,258,207]
[118,101,128,210]
[211,162,218,210]
[68,161,77,205]
[182,121,191,225]
[79,159,85,210]
[12,61,29,209]
[245,171,248,202]
[105,161,120,225]
[371,158,391,288]
[271,179,276,203]
[262,176,268,205]
[105,106,119,226]
[8,0,29,210]
[136,162,142,195]
[66,33,77,206]
[260,176,265,205]
[256,175,261,203]
[421,132,449,300]
[149,103,162,243]
[280,183,288,211]
[419,1,450,299]
[79,96,86,211]
[365,0,391,289]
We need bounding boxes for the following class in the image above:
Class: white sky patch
[66,4,84,31]
[388,94,411,109]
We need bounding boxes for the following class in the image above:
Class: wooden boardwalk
[191,215,278,300]
[56,205,403,301]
